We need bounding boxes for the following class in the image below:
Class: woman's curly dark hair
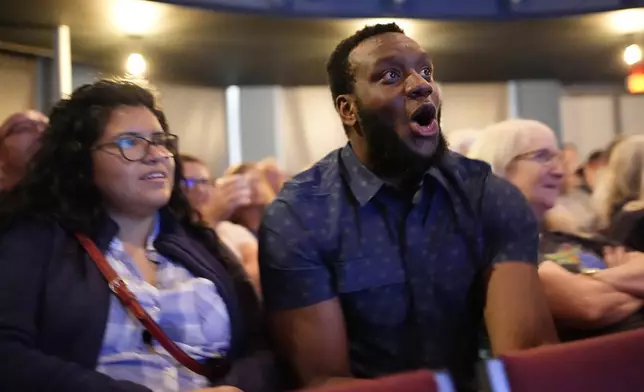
[0,79,219,249]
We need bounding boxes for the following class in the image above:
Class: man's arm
[480,176,559,354]
[259,200,352,387]
[539,260,642,328]
[595,254,644,298]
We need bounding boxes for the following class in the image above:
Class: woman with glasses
[0,80,275,392]
[468,119,644,342]
[179,154,260,295]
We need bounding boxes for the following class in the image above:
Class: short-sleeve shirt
[259,144,538,387]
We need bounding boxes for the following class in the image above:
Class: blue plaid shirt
[96,216,231,392]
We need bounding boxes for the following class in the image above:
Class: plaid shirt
[96,216,231,391]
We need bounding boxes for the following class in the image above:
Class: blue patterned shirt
[259,144,538,384]
[96,215,231,392]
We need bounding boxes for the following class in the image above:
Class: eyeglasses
[93,133,179,162]
[181,177,215,189]
[515,149,561,166]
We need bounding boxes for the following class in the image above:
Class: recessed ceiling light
[606,8,644,34]
[111,0,162,36]
[126,53,147,77]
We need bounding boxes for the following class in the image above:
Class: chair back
[483,328,644,392]
[298,370,455,392]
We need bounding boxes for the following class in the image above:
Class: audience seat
[297,370,454,392]
[483,328,644,392]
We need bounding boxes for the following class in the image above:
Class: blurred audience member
[445,128,478,155]
[561,142,581,191]
[551,149,605,233]
[468,119,563,220]
[260,24,557,392]
[596,135,644,252]
[256,157,288,195]
[0,110,47,190]
[575,150,605,193]
[469,119,644,342]
[0,80,273,392]
[180,154,260,294]
[225,163,275,236]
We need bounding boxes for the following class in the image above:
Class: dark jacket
[0,209,275,392]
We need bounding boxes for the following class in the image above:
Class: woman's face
[505,127,564,215]
[92,105,176,217]
[181,160,214,213]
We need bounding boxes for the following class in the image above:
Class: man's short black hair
[326,23,405,104]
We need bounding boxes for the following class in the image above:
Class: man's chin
[408,134,440,157]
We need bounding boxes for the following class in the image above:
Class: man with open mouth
[259,23,558,391]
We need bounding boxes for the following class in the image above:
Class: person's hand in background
[207,174,252,223]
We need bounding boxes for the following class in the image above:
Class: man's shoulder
[445,151,492,183]
[277,148,344,203]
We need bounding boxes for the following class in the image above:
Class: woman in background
[224,163,275,236]
[180,154,261,295]
[595,135,644,252]
[469,119,644,341]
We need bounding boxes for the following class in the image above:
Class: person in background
[256,157,288,196]
[550,149,605,234]
[575,150,605,194]
[0,110,48,191]
[259,23,557,391]
[0,80,274,392]
[561,142,581,189]
[596,135,644,252]
[180,154,261,294]
[445,128,478,155]
[468,119,644,342]
[225,163,275,236]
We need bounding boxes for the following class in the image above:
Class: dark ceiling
[0,0,641,86]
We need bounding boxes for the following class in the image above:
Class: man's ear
[335,94,357,129]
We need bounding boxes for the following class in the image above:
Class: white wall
[560,91,644,161]
[440,83,508,133]
[0,53,36,120]
[619,95,644,135]
[280,86,345,174]
[560,94,616,160]
[156,83,228,176]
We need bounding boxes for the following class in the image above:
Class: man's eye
[382,70,401,82]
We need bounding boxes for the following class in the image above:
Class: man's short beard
[356,103,447,180]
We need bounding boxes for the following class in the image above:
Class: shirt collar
[340,143,458,206]
[340,144,384,206]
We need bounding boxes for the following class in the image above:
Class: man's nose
[406,72,433,100]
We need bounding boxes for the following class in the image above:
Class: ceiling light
[624,44,643,66]
[111,0,162,36]
[126,53,147,77]
[626,67,644,94]
[607,9,644,34]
